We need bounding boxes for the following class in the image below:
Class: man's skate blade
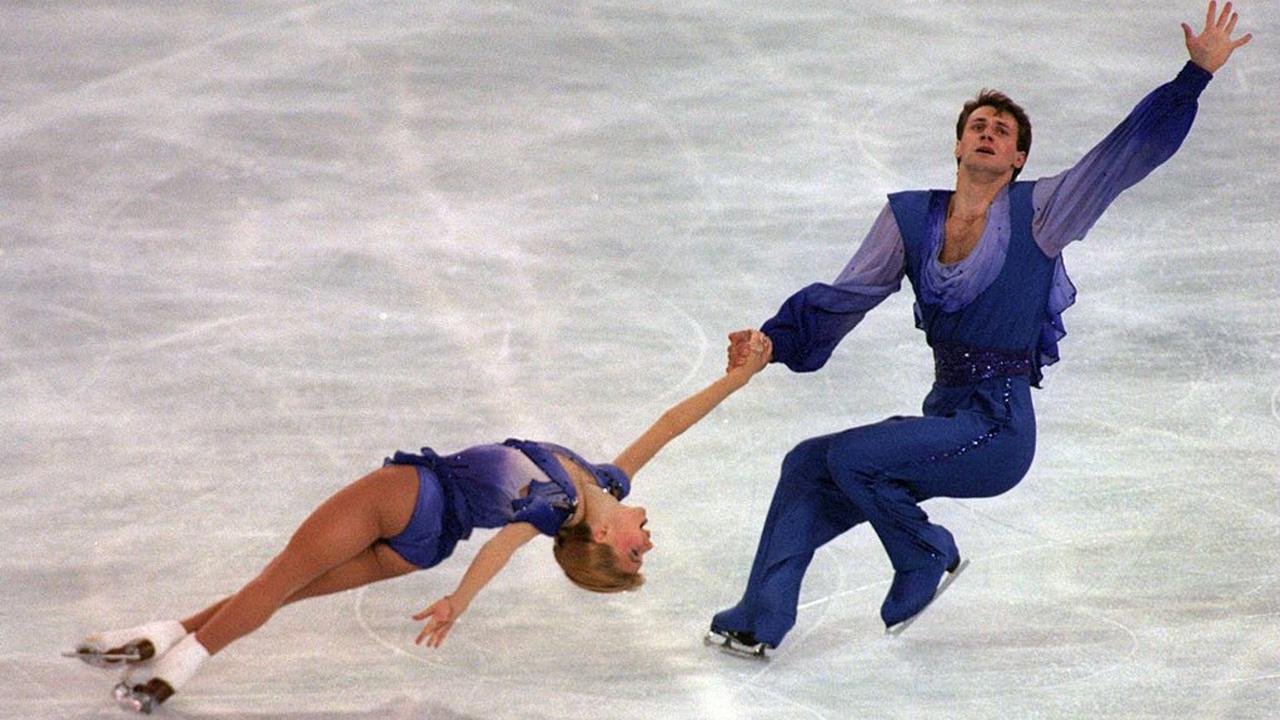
[62,649,145,667]
[886,558,969,637]
[703,631,769,660]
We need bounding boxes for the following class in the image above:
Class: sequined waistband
[932,343,1032,387]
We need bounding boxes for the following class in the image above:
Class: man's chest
[940,216,988,264]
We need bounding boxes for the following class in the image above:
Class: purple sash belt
[933,343,1032,387]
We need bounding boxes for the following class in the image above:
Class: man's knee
[780,436,830,480]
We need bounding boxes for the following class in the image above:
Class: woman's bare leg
[179,541,417,633]
[180,600,227,634]
[190,465,420,655]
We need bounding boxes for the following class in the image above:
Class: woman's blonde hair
[553,522,644,593]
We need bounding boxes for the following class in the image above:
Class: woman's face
[603,503,653,573]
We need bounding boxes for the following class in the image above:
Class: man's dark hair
[956,90,1032,180]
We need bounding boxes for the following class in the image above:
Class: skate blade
[886,558,969,637]
[703,631,769,660]
[112,683,155,715]
[62,648,145,667]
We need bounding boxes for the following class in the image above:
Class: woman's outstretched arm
[611,331,772,479]
[413,521,541,648]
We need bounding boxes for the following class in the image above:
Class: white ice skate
[65,620,186,669]
[110,633,208,714]
[886,558,969,637]
[704,628,771,660]
[112,679,174,715]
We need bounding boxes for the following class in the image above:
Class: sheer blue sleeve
[763,204,905,372]
[1032,62,1212,256]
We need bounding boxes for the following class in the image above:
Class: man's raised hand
[1183,1,1252,73]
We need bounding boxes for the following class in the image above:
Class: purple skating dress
[382,439,630,568]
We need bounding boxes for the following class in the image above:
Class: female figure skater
[71,332,773,713]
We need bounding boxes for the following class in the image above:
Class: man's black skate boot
[704,627,772,659]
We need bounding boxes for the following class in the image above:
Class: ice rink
[3,1,1278,718]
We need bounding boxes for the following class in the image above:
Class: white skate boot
[111,634,209,714]
[65,620,186,668]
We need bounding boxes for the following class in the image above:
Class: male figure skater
[708,2,1252,654]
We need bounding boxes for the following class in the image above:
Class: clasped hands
[726,329,772,375]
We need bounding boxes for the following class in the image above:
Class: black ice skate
[112,679,175,715]
[63,639,156,668]
[885,558,969,637]
[704,628,772,659]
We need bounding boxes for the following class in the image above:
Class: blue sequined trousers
[712,371,1035,646]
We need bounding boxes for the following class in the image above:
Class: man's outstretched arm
[1031,1,1253,256]
[728,204,905,373]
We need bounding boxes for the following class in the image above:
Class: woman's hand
[413,596,459,648]
[728,330,772,380]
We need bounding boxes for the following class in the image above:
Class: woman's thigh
[285,542,419,604]
[270,464,421,586]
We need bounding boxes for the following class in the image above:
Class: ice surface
[2,1,1277,718]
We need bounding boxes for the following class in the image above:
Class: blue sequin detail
[927,378,1014,463]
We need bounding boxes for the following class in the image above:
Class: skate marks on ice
[0,1,357,143]
[779,541,1144,693]
[352,585,453,672]
[139,696,485,720]
[6,1,1279,719]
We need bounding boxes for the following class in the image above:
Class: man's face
[954,106,1026,179]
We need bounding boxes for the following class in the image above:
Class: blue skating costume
[382,439,630,568]
[713,62,1213,643]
